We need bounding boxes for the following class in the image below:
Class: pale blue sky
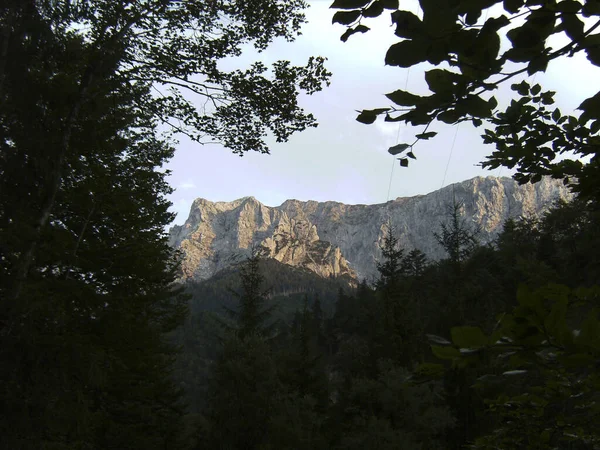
[164,1,600,225]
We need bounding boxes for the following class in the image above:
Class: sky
[164,0,600,225]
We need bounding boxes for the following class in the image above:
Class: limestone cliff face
[169,176,572,281]
[169,196,355,280]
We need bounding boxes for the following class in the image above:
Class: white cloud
[375,120,400,138]
[178,180,196,190]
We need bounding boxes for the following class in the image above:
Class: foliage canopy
[0,1,330,448]
[332,0,600,201]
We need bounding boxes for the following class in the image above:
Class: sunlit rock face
[169,176,572,281]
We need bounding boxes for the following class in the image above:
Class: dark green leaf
[437,109,461,124]
[384,113,404,122]
[385,40,430,67]
[583,33,600,66]
[451,326,488,348]
[426,43,449,65]
[363,0,384,17]
[531,84,541,96]
[511,80,530,96]
[356,111,377,124]
[340,24,370,41]
[424,69,456,93]
[356,108,389,124]
[388,143,411,154]
[582,0,600,16]
[390,10,424,39]
[577,90,600,123]
[460,95,493,118]
[415,131,437,139]
[385,89,423,106]
[380,0,399,9]
[420,0,459,36]
[586,46,600,66]
[504,0,525,13]
[541,91,555,105]
[399,157,409,167]
[562,14,585,40]
[332,10,361,25]
[330,0,371,9]
[482,14,511,32]
[465,10,481,25]
[407,151,416,159]
[556,0,583,13]
[505,46,541,62]
[395,108,432,125]
[527,57,549,75]
[431,345,461,360]
[552,108,561,122]
[476,28,502,65]
[507,25,541,48]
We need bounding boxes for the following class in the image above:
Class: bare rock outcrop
[169,176,572,281]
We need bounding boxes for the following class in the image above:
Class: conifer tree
[221,246,277,340]
[203,333,282,450]
[374,222,409,363]
[402,249,428,279]
[434,201,479,267]
[433,201,480,324]
[0,78,189,450]
[375,222,405,291]
[1,2,329,448]
[203,247,283,449]
[292,296,328,400]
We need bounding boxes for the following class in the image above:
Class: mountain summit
[169,176,572,281]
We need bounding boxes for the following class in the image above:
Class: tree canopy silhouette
[332,0,600,202]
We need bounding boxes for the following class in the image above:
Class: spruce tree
[204,247,284,449]
[0,41,189,449]
[434,200,479,267]
[375,222,405,291]
[402,249,428,279]
[289,295,328,401]
[221,246,277,340]
[1,2,329,448]
[374,222,408,364]
[203,333,281,450]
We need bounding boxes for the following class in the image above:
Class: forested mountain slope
[172,197,600,450]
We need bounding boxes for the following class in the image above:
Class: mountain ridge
[169,176,573,281]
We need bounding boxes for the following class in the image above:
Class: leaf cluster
[333,0,600,200]
[425,283,600,448]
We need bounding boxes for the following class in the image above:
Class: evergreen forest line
[2,0,600,448]
[172,197,600,450]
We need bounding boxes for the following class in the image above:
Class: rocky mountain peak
[169,176,572,281]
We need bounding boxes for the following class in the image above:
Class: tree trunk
[6,14,137,305]
[8,65,95,304]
